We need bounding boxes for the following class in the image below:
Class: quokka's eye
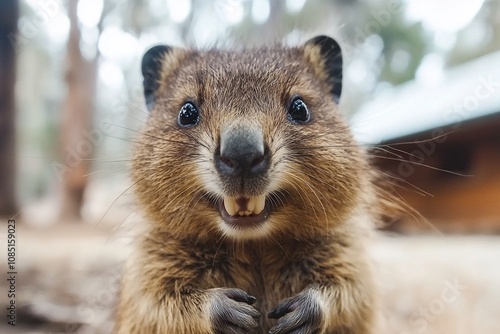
[178,102,200,127]
[287,97,311,124]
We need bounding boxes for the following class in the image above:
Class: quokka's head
[133,36,368,241]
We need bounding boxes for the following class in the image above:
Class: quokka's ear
[141,45,186,111]
[303,36,343,102]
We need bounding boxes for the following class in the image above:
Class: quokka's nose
[216,125,270,178]
[218,145,268,177]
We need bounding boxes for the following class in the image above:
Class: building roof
[350,51,500,145]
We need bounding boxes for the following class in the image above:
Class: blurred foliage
[447,0,500,66]
[378,19,427,85]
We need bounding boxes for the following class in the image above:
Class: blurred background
[0,0,499,333]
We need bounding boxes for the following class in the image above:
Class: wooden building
[351,51,500,233]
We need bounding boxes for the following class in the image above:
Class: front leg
[115,236,261,334]
[209,288,261,334]
[116,279,260,334]
[268,287,323,334]
[268,282,375,334]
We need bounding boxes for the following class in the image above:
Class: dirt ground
[1,221,499,334]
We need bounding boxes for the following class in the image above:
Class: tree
[0,0,19,217]
[59,0,100,221]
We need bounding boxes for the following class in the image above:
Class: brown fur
[115,41,379,333]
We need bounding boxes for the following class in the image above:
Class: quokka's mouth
[219,195,270,227]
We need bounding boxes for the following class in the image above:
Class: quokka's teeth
[254,195,266,215]
[223,197,238,216]
[223,195,266,217]
[247,197,256,212]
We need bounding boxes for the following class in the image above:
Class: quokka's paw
[208,288,261,334]
[268,291,324,334]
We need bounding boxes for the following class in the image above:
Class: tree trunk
[59,0,98,221]
[0,1,19,217]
